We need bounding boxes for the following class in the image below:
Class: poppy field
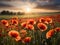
[0,14,60,45]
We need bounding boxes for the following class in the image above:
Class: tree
[17,12,25,15]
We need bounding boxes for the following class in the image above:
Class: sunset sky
[0,0,60,13]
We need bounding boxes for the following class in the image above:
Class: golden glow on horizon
[23,6,32,13]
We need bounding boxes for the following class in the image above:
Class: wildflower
[37,23,47,31]
[27,19,36,25]
[0,33,2,37]
[39,17,52,24]
[11,19,18,26]
[1,20,9,26]
[12,16,18,20]
[15,36,21,41]
[26,24,34,30]
[20,30,27,38]
[23,37,31,43]
[45,17,52,24]
[46,29,55,39]
[39,18,46,23]
[55,27,60,32]
[21,22,27,27]
[8,30,19,38]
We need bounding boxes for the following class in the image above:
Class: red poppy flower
[9,25,15,29]
[15,36,21,41]
[11,19,18,26]
[46,29,55,39]
[37,23,47,31]
[26,24,34,30]
[55,27,60,32]
[20,30,27,38]
[21,22,27,27]
[1,20,9,26]
[39,17,52,24]
[45,17,52,24]
[12,16,18,20]
[27,19,36,25]
[23,37,31,43]
[0,33,2,37]
[8,30,19,38]
[39,18,46,23]
[0,30,2,33]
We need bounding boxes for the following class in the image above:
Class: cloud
[34,0,60,10]
[0,2,13,7]
[0,0,12,1]
[0,0,60,11]
[0,2,17,10]
[0,1,24,9]
[35,5,60,10]
[0,0,29,1]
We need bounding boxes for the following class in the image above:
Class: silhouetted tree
[0,10,7,15]
[0,10,11,15]
[9,12,13,15]
[0,10,25,15]
[6,11,10,15]
[17,12,25,15]
[13,12,16,15]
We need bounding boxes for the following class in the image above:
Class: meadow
[0,13,60,45]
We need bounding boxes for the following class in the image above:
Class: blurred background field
[0,12,60,20]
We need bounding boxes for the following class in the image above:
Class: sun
[26,7,31,12]
[24,6,32,13]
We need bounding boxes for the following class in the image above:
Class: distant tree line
[0,10,25,15]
